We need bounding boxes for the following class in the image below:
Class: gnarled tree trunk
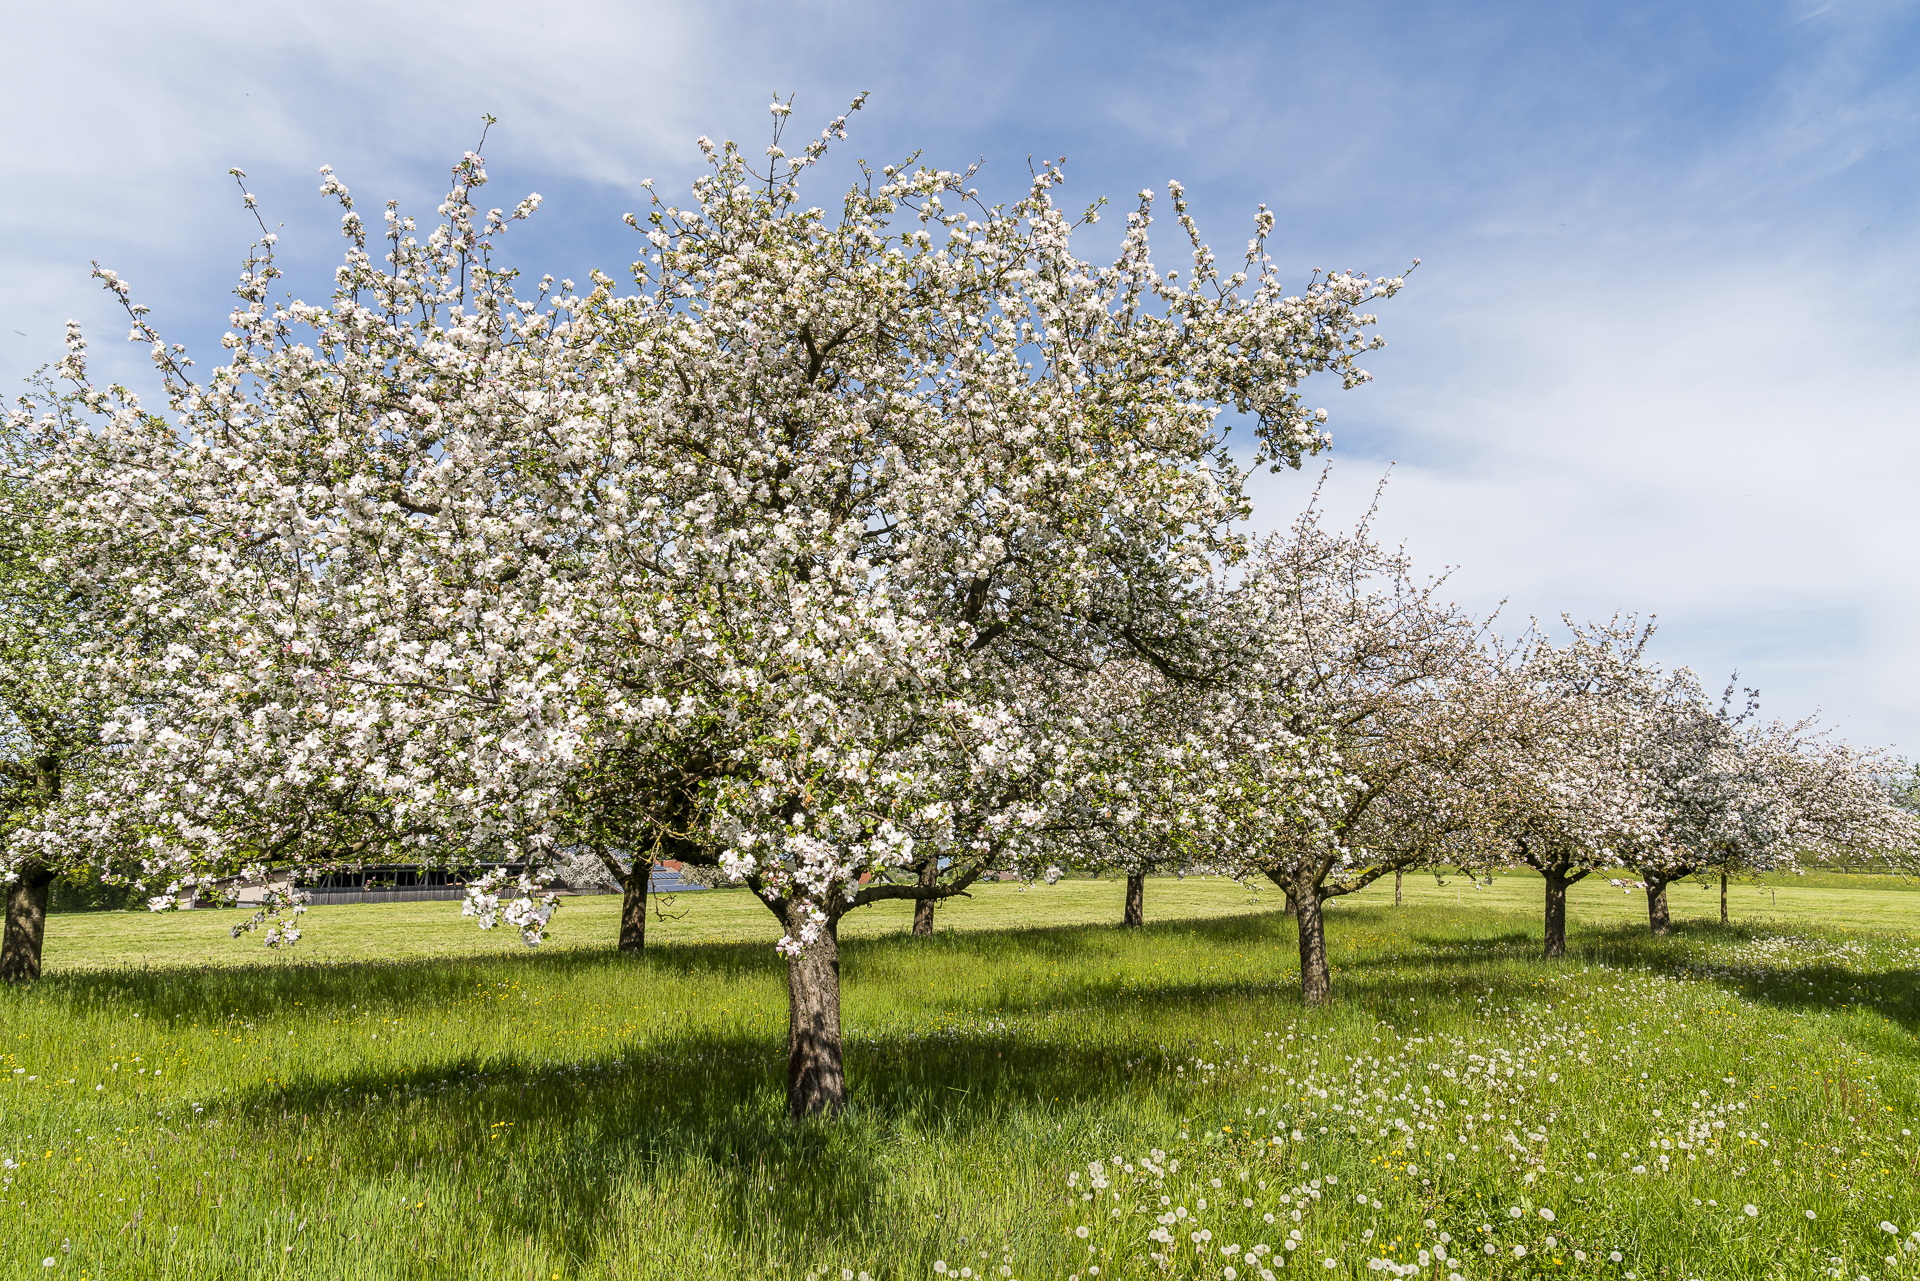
[1123,872,1145,928]
[1719,870,1728,926]
[1543,869,1570,959]
[1394,870,1402,907]
[618,859,649,955]
[2,863,55,984]
[1294,886,1332,1005]
[912,857,937,937]
[784,904,846,1120]
[1645,876,1672,937]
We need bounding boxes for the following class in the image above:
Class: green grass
[4,876,1917,1280]
[40,869,1920,972]
[37,876,1277,970]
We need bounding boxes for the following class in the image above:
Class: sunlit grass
[40,869,1920,973]
[4,876,1917,1278]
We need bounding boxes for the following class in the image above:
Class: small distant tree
[1606,674,1920,936]
[1042,658,1223,929]
[546,745,721,954]
[1205,507,1509,1005]
[1486,620,1663,958]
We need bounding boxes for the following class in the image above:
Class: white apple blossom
[461,867,558,947]
[219,861,312,948]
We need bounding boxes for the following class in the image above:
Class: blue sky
[4,0,1916,753]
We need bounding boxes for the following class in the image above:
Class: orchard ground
[3,873,1917,1280]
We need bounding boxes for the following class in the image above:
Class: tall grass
[2,883,1915,1279]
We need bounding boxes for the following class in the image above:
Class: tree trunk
[1263,868,1298,919]
[1543,869,1569,959]
[784,905,846,1120]
[1,865,55,984]
[1294,889,1332,1005]
[911,857,937,937]
[1123,873,1145,928]
[1394,870,1402,907]
[1719,870,1728,926]
[1645,876,1672,937]
[618,860,649,955]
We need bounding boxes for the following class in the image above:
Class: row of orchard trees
[5,103,1917,1118]
[1051,521,1920,996]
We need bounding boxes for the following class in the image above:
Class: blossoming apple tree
[1486,620,1919,944]
[0,394,123,982]
[1199,504,1512,1004]
[13,102,1407,1115]
[1626,696,1917,935]
[1040,656,1251,928]
[1481,620,1666,958]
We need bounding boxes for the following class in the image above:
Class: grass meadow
[2,871,1917,1280]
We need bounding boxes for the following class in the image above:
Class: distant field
[5,872,1917,1279]
[38,867,1920,972]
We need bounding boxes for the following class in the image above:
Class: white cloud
[1251,241,1920,751]
[0,0,765,377]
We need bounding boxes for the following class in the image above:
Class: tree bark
[911,857,937,937]
[1543,869,1569,959]
[1294,887,1332,1005]
[1123,872,1145,928]
[2,864,55,984]
[784,905,846,1120]
[1394,869,1402,907]
[1263,868,1299,919]
[1719,870,1728,926]
[618,859,649,955]
[1645,876,1672,937]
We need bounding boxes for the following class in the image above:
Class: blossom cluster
[460,868,559,947]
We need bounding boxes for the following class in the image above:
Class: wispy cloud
[5,0,1915,751]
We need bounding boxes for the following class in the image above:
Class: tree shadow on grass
[885,905,1920,1046]
[1572,922,1920,1038]
[1367,918,1920,1040]
[24,936,788,1024]
[28,907,1293,1025]
[11,917,1308,1266]
[187,903,1904,1270]
[180,1005,1225,1269]
[854,903,1290,962]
